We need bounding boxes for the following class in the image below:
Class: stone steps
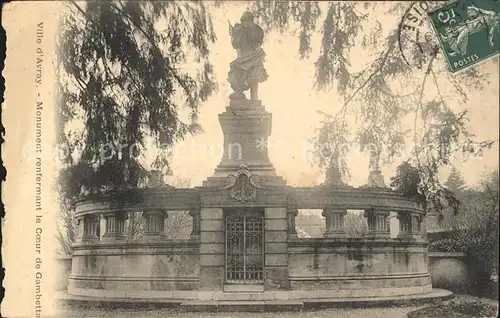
[56,288,453,311]
[180,300,304,312]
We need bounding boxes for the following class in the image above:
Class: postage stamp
[427,0,500,72]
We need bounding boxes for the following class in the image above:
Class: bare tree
[164,211,192,240]
[126,172,197,240]
[163,174,195,239]
[344,211,369,238]
[56,192,76,255]
[127,211,144,240]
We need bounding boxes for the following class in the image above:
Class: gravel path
[56,306,423,318]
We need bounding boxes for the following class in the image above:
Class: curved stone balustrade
[69,184,429,300]
[75,186,423,217]
[73,185,425,244]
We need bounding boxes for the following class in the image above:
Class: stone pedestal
[189,209,201,240]
[102,212,127,241]
[365,209,390,239]
[367,170,386,188]
[324,165,345,186]
[322,208,347,238]
[76,216,84,241]
[213,99,276,177]
[287,207,299,238]
[142,209,167,240]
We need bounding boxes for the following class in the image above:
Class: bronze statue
[228,11,268,101]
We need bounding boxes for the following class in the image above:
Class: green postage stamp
[428,0,500,73]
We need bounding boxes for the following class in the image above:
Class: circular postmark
[398,1,443,70]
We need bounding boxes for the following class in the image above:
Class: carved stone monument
[67,10,434,306]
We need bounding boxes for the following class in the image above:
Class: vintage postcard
[1,1,498,317]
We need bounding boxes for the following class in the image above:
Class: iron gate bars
[225,211,264,284]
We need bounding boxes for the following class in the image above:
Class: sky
[164,2,499,188]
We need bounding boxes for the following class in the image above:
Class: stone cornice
[74,188,200,217]
[72,239,199,252]
[286,186,423,213]
[287,237,428,248]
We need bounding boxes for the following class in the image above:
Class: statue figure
[228,11,268,101]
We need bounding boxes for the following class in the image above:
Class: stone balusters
[364,208,390,239]
[76,216,84,240]
[322,208,347,238]
[189,209,201,240]
[287,207,299,238]
[142,209,167,240]
[80,215,100,242]
[397,212,410,236]
[102,211,127,241]
[397,211,422,240]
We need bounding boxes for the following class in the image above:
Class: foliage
[164,211,192,240]
[428,238,467,253]
[57,1,217,193]
[407,298,498,318]
[428,169,499,295]
[444,167,467,194]
[55,165,87,254]
[56,192,76,255]
[127,211,144,240]
[344,211,369,238]
[390,162,424,201]
[56,1,498,225]
[56,1,217,250]
[126,175,194,240]
[125,210,191,240]
[251,1,495,205]
[56,172,196,251]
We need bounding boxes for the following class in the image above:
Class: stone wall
[198,207,224,293]
[55,255,72,291]
[68,240,199,299]
[287,239,432,298]
[428,252,470,293]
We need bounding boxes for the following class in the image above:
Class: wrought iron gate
[225,212,264,284]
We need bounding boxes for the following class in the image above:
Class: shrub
[407,298,498,318]
[428,238,467,253]
[428,170,499,298]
